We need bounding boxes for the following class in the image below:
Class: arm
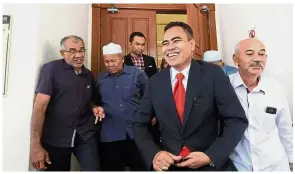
[276,87,293,163]
[130,71,148,108]
[204,65,248,169]
[91,74,104,123]
[30,94,50,145]
[132,82,161,169]
[91,74,102,106]
[138,71,148,97]
[31,64,53,145]
[30,64,54,169]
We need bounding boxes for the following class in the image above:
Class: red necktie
[173,73,190,158]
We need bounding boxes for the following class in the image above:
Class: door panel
[110,18,129,54]
[101,9,156,72]
[187,4,206,60]
[132,18,150,55]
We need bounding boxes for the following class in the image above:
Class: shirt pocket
[260,109,277,134]
[123,83,137,101]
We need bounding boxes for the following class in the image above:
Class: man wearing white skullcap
[203,50,238,76]
[92,42,147,171]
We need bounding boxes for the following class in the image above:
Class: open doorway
[91,4,217,76]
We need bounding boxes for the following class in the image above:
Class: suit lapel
[126,54,134,66]
[182,60,203,130]
[160,68,182,131]
[142,55,149,69]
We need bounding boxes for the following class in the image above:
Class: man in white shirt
[229,38,293,171]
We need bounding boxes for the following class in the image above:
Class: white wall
[3,4,41,171]
[215,4,293,118]
[2,4,89,171]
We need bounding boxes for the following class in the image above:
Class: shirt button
[120,104,122,107]
[116,86,119,88]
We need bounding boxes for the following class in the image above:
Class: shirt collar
[232,71,266,94]
[130,52,143,59]
[62,59,88,75]
[170,63,191,81]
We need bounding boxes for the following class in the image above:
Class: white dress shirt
[229,72,293,171]
[170,63,191,91]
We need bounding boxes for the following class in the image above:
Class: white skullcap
[203,50,222,62]
[102,43,122,55]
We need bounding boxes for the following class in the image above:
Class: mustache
[249,61,262,67]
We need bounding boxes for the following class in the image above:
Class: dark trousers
[42,133,100,171]
[100,139,146,171]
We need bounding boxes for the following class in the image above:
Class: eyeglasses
[63,48,87,55]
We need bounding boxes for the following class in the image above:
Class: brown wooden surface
[91,4,218,73]
[91,7,101,77]
[187,4,205,60]
[208,10,218,50]
[100,9,156,72]
[93,4,186,11]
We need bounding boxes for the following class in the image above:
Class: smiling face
[233,38,267,77]
[162,26,195,71]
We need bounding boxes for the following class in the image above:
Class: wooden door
[100,9,157,72]
[187,4,206,60]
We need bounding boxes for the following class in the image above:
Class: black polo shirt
[36,59,98,147]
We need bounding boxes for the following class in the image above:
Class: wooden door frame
[91,4,217,76]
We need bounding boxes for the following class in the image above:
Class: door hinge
[107,4,119,14]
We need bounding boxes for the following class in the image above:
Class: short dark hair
[164,21,194,40]
[129,32,146,42]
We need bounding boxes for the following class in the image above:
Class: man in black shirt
[30,35,104,171]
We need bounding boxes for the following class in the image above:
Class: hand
[175,152,211,169]
[92,106,105,124]
[151,117,157,126]
[290,163,293,171]
[153,151,182,171]
[30,143,51,170]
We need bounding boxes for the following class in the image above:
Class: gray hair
[60,35,84,50]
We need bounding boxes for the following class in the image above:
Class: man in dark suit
[132,21,248,171]
[124,32,158,78]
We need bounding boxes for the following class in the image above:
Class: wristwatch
[289,163,293,171]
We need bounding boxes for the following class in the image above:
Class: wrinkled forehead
[64,38,85,48]
[103,53,122,60]
[240,39,265,52]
